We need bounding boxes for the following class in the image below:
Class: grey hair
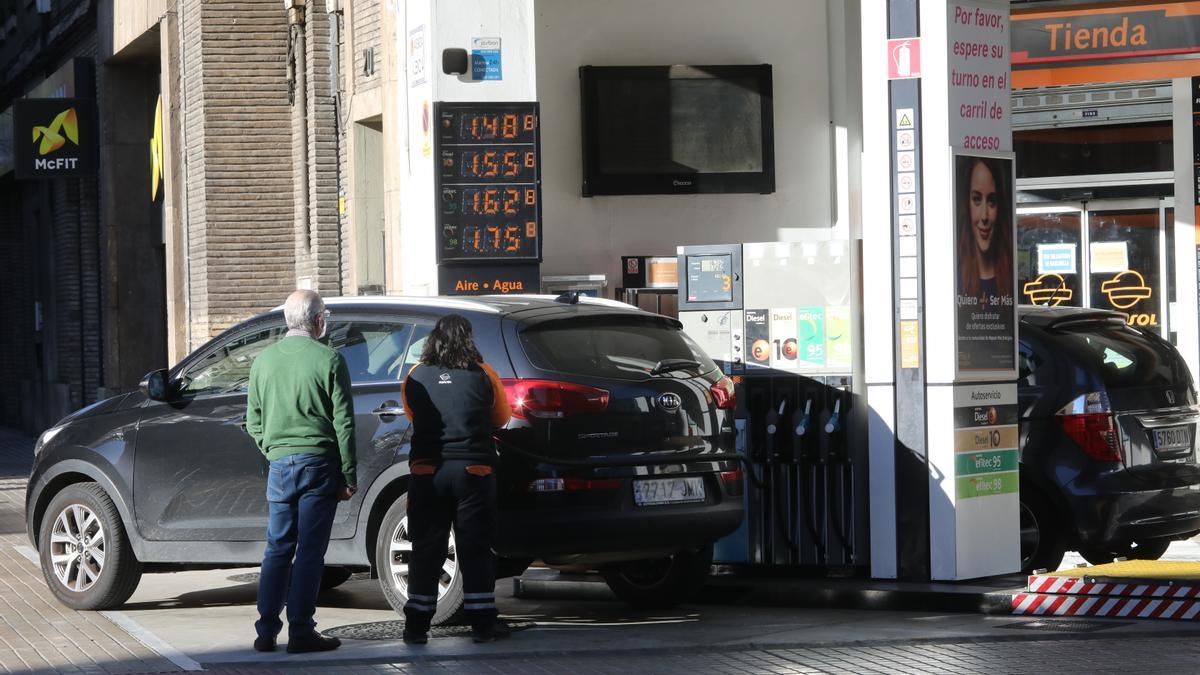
[284,289,324,332]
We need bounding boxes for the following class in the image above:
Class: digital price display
[686,254,733,303]
[436,103,541,263]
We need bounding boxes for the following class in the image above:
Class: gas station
[372,0,1200,601]
[384,0,1023,586]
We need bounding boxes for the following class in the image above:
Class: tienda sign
[1013,3,1200,66]
[13,98,97,179]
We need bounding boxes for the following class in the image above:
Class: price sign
[436,102,541,263]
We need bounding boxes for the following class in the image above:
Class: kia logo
[658,393,682,412]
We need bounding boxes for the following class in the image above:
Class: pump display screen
[686,254,733,303]
[436,103,541,263]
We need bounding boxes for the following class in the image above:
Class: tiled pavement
[199,634,1200,674]
[0,428,179,674]
[6,425,1200,674]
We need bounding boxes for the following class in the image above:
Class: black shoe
[253,635,276,652]
[402,628,428,645]
[471,620,511,643]
[286,632,341,653]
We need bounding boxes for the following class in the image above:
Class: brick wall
[352,0,381,92]
[181,0,297,345]
[295,1,342,295]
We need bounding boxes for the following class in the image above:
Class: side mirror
[140,368,173,402]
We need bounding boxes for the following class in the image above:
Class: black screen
[596,77,763,175]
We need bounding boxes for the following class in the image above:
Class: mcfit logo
[32,107,79,156]
[13,98,97,179]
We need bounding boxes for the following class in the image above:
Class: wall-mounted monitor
[580,65,775,197]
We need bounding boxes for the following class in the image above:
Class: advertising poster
[795,307,826,369]
[825,306,852,369]
[769,308,798,371]
[954,152,1016,376]
[744,309,770,369]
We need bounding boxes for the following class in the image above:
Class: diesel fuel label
[952,383,1019,499]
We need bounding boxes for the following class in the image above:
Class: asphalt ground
[6,426,1200,674]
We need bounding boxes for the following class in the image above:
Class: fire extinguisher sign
[887,37,921,79]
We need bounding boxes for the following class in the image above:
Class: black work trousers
[404,459,498,632]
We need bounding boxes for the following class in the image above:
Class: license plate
[1152,425,1193,452]
[633,477,706,506]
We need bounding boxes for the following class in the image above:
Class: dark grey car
[26,295,743,624]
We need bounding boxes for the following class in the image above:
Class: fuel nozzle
[764,399,786,462]
[824,398,842,435]
[793,399,813,437]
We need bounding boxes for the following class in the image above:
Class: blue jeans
[256,452,339,639]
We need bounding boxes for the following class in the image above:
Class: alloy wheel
[388,515,458,601]
[49,504,106,592]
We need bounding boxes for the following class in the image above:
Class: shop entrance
[1017,197,1174,336]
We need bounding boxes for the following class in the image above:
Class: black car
[26,295,743,623]
[1018,305,1200,573]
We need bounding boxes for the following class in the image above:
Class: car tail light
[501,379,609,419]
[711,376,736,410]
[1056,392,1122,462]
[720,468,744,496]
[527,478,622,492]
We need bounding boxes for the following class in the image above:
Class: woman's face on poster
[969,161,999,257]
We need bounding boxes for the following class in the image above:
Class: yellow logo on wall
[1022,273,1073,306]
[31,107,79,156]
[1100,270,1152,310]
[150,95,164,202]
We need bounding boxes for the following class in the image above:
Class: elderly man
[247,290,356,654]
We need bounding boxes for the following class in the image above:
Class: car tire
[319,566,354,591]
[1079,538,1172,565]
[1019,484,1065,574]
[38,483,142,610]
[375,494,464,626]
[600,544,713,609]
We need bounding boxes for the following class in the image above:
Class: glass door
[1086,200,1164,335]
[1017,204,1084,308]
[1017,198,1171,337]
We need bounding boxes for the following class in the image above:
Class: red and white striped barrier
[1026,574,1200,600]
[1012,592,1200,620]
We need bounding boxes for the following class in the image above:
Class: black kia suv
[1018,305,1200,573]
[26,295,743,624]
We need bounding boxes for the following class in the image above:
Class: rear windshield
[518,317,718,381]
[1054,323,1190,389]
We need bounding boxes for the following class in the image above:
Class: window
[519,317,717,381]
[179,324,285,395]
[1056,324,1189,389]
[326,321,415,383]
[402,325,432,374]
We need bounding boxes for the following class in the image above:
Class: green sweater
[247,335,357,486]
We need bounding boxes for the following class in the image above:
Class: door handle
[372,401,404,417]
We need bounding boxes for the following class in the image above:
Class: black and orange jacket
[401,361,511,466]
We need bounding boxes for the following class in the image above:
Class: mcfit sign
[13,98,98,179]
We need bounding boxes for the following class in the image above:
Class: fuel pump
[678,240,866,574]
